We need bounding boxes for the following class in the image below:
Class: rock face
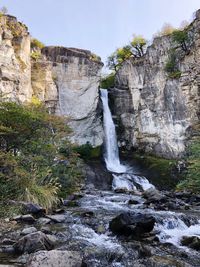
[0,15,32,102]
[110,11,200,158]
[37,47,103,146]
[0,15,103,147]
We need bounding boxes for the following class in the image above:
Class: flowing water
[1,89,200,266]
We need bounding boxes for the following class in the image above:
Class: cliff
[110,10,200,158]
[0,15,103,146]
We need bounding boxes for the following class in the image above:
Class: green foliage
[107,35,147,71]
[31,38,45,49]
[90,53,101,62]
[177,136,200,193]
[100,73,115,89]
[73,143,101,161]
[164,51,181,79]
[172,30,189,53]
[31,51,41,60]
[0,101,81,210]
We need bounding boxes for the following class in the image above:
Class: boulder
[181,236,200,251]
[14,231,54,254]
[109,212,155,238]
[13,214,36,224]
[22,203,46,216]
[26,250,83,267]
[21,227,37,236]
[46,214,66,223]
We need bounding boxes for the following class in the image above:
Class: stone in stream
[109,212,155,238]
[26,250,83,267]
[181,236,200,251]
[143,188,164,202]
[14,231,55,254]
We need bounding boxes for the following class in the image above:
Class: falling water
[100,89,126,173]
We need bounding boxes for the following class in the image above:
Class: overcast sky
[1,0,200,68]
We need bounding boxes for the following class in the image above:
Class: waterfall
[100,89,126,173]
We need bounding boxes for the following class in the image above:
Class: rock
[36,217,51,225]
[21,227,37,236]
[128,199,140,205]
[1,238,15,245]
[22,203,46,216]
[14,231,54,254]
[109,212,155,238]
[143,188,163,202]
[27,250,82,267]
[13,214,36,224]
[146,255,192,267]
[46,214,66,223]
[181,236,200,251]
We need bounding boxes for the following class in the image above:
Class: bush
[164,51,181,79]
[172,30,189,53]
[100,73,115,89]
[31,51,41,60]
[31,38,45,49]
[73,143,101,161]
[0,101,81,210]
[177,136,200,193]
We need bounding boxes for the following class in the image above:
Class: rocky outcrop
[110,11,200,158]
[32,47,103,146]
[0,15,32,102]
[0,15,103,147]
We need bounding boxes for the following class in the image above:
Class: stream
[0,89,200,266]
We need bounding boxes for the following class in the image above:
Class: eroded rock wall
[111,11,200,158]
[0,15,32,102]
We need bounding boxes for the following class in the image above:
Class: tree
[155,23,176,37]
[116,45,133,63]
[107,51,118,72]
[172,29,189,53]
[130,35,147,57]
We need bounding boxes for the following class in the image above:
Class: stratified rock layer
[110,11,200,158]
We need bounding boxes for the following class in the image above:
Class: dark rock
[109,212,155,238]
[22,203,46,216]
[13,214,36,224]
[143,188,163,202]
[128,199,140,205]
[181,236,200,251]
[36,217,51,225]
[14,231,54,254]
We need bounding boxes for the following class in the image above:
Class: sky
[1,0,200,70]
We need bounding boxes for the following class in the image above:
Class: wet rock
[46,215,66,223]
[181,236,200,251]
[21,227,37,236]
[1,238,15,245]
[109,212,155,238]
[128,199,140,205]
[143,188,163,202]
[27,250,82,267]
[146,255,192,267]
[0,245,15,253]
[13,214,36,224]
[22,203,46,216]
[14,231,54,254]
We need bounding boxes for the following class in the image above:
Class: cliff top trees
[107,34,147,71]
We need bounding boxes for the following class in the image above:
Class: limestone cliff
[0,15,103,147]
[32,47,103,146]
[110,11,200,158]
[0,15,32,102]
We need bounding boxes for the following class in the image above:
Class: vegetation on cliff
[177,125,200,193]
[0,100,82,212]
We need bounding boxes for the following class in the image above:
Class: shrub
[164,51,181,79]
[0,101,81,210]
[100,73,115,89]
[73,143,101,161]
[31,51,41,60]
[177,136,200,193]
[172,30,189,53]
[31,38,45,49]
